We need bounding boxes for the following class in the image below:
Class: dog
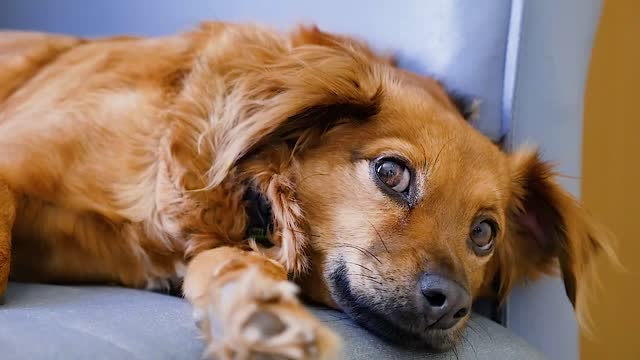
[0,22,611,359]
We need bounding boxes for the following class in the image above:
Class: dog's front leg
[183,247,340,360]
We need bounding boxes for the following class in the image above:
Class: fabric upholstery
[0,283,543,359]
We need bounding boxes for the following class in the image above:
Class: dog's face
[289,74,609,347]
[211,26,609,349]
[292,75,511,347]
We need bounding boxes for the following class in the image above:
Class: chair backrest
[0,1,603,358]
[0,0,512,140]
[502,2,602,360]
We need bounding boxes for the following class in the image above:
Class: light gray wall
[505,1,602,360]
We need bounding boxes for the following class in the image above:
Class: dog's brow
[427,138,453,178]
[477,205,499,216]
[350,149,365,163]
[357,137,424,165]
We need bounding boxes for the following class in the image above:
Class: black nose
[419,273,471,329]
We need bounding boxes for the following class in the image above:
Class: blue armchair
[0,1,601,359]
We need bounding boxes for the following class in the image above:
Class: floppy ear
[164,27,385,275]
[204,42,383,188]
[290,25,397,66]
[498,148,614,326]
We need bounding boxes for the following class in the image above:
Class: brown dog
[0,22,610,359]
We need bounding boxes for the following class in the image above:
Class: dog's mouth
[328,261,465,350]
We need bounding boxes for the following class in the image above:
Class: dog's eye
[375,159,411,193]
[469,218,496,254]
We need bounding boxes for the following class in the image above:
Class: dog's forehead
[377,83,505,166]
[370,81,511,201]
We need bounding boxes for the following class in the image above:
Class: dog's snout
[419,274,471,329]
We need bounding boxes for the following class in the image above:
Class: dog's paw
[200,266,340,360]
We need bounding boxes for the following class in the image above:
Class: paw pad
[243,309,287,340]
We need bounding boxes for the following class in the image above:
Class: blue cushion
[0,282,543,359]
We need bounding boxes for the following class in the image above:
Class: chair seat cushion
[0,282,543,359]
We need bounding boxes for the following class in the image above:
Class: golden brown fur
[0,22,611,358]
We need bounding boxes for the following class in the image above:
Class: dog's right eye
[375,159,411,193]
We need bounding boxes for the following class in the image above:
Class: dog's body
[0,23,609,359]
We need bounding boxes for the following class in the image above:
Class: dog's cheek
[467,260,494,298]
[296,251,338,308]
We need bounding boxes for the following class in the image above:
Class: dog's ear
[172,37,384,275]
[498,148,614,327]
[205,42,383,188]
[290,25,397,65]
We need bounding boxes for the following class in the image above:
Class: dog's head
[196,25,611,349]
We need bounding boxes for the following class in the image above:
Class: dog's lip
[343,303,441,347]
[335,285,462,349]
[328,261,461,349]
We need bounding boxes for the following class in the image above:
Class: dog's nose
[419,273,471,329]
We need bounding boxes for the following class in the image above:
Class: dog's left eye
[375,159,411,193]
[469,218,496,254]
